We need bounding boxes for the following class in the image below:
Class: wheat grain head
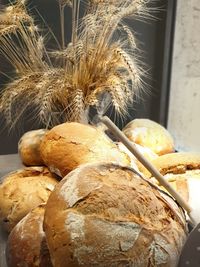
[0,1,33,36]
[0,0,152,127]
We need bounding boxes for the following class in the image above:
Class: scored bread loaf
[18,129,48,166]
[123,119,175,156]
[40,122,130,177]
[6,204,53,267]
[44,163,187,267]
[0,167,58,232]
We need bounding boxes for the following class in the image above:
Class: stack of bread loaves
[0,167,58,232]
[0,167,58,266]
[0,120,191,267]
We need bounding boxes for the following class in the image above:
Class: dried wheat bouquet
[0,0,151,127]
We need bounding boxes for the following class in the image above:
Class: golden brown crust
[144,152,200,178]
[40,122,130,177]
[142,153,200,219]
[123,119,175,156]
[18,129,48,166]
[0,166,56,183]
[175,178,189,202]
[6,204,53,267]
[0,167,58,232]
[44,163,187,267]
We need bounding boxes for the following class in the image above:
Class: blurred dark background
[0,0,177,154]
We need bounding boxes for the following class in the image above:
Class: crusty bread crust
[18,129,48,166]
[0,167,58,232]
[144,152,200,178]
[40,122,130,177]
[6,204,53,267]
[44,163,187,267]
[143,153,200,222]
[0,166,56,183]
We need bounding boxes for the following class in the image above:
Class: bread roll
[18,129,48,166]
[0,167,58,232]
[40,122,130,177]
[123,119,175,156]
[6,204,53,267]
[44,163,187,267]
[146,152,200,222]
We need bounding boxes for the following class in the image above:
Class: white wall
[168,0,200,152]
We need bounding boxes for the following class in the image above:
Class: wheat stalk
[58,0,72,8]
[0,0,151,127]
[0,1,33,36]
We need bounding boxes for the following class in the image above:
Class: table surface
[0,154,23,267]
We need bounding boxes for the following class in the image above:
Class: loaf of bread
[44,163,187,267]
[123,119,175,156]
[146,152,200,222]
[0,167,58,232]
[40,122,130,177]
[18,129,48,166]
[6,204,53,267]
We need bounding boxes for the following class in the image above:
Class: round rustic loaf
[0,167,58,232]
[146,152,200,222]
[6,204,53,267]
[40,122,130,177]
[18,129,48,166]
[123,119,175,156]
[44,163,187,267]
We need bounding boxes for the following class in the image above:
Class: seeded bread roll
[123,119,175,156]
[0,167,58,232]
[18,129,48,166]
[146,152,200,222]
[6,204,53,267]
[40,122,130,177]
[44,163,187,267]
